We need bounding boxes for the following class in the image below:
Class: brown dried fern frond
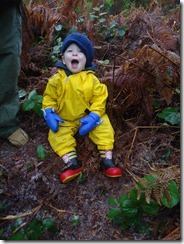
[103,61,156,119]
[131,44,180,105]
[151,25,179,52]
[30,4,63,42]
[132,165,180,205]
[119,6,180,55]
[61,0,85,26]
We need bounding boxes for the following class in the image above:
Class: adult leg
[0,5,28,146]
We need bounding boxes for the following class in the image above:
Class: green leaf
[165,112,180,125]
[118,29,126,37]
[107,208,120,218]
[144,175,157,189]
[35,95,43,103]
[103,59,109,65]
[118,194,129,205]
[34,103,42,117]
[99,18,106,23]
[37,145,46,159]
[109,21,117,28]
[42,218,55,230]
[28,90,37,100]
[71,215,80,225]
[19,90,27,99]
[56,37,62,44]
[120,199,138,217]
[108,197,117,205]
[157,107,176,118]
[157,107,180,125]
[53,45,61,52]
[144,175,157,183]
[161,180,180,208]
[142,199,160,215]
[22,99,35,111]
[28,221,42,240]
[122,25,129,31]
[93,7,100,11]
[99,12,107,16]
[129,189,140,204]
[55,24,62,31]
[8,232,25,240]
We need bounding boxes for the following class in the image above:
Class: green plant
[50,24,64,62]
[37,145,50,160]
[71,215,80,226]
[157,107,180,125]
[77,172,87,183]
[88,4,128,41]
[8,217,57,240]
[107,189,160,232]
[107,166,180,231]
[22,90,43,117]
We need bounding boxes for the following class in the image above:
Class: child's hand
[42,108,64,133]
[79,112,102,136]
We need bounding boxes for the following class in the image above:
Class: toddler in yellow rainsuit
[42,33,122,183]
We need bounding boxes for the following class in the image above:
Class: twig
[124,168,139,183]
[0,204,42,221]
[126,128,138,161]
[48,204,76,215]
[162,226,180,240]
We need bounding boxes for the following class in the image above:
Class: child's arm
[42,74,64,132]
[88,76,108,117]
[79,76,108,135]
[42,75,59,110]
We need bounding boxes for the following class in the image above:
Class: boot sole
[102,167,122,177]
[60,167,83,183]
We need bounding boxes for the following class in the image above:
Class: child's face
[62,43,87,73]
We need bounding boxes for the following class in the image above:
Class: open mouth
[71,59,79,69]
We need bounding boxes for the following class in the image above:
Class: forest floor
[0,108,180,240]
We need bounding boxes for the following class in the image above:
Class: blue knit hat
[61,33,94,68]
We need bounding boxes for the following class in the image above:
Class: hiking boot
[8,128,29,147]
[100,159,122,177]
[60,158,83,183]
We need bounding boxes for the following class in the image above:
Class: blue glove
[79,112,103,136]
[42,108,64,133]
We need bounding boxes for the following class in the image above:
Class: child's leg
[89,114,122,177]
[48,120,78,157]
[89,114,114,150]
[48,120,82,183]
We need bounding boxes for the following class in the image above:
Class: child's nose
[72,51,78,56]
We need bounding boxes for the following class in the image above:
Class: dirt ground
[0,109,180,240]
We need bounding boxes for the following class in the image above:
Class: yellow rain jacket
[42,69,114,156]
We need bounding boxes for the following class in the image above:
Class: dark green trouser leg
[0,5,22,138]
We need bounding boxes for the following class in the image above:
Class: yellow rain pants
[42,69,114,156]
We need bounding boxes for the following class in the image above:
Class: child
[42,33,122,183]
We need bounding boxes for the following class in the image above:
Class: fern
[132,165,180,207]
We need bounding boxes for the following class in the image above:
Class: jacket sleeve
[42,74,60,110]
[89,75,108,117]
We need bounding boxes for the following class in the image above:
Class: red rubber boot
[60,158,82,183]
[100,159,122,177]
